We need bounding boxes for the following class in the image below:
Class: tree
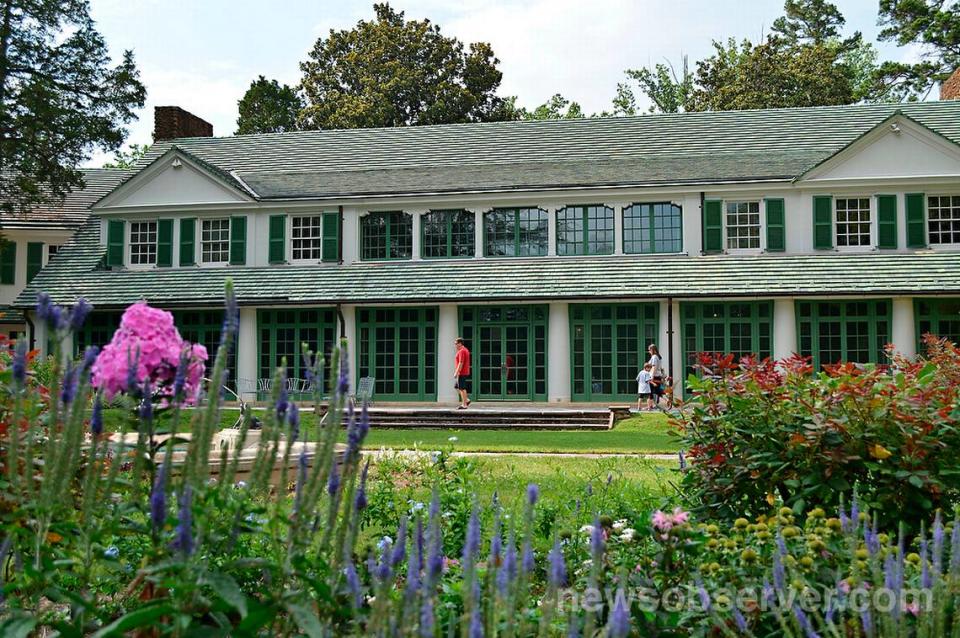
[625,57,695,113]
[770,0,849,46]
[298,3,512,129]
[0,0,145,212]
[236,76,303,135]
[517,94,585,120]
[877,0,960,98]
[103,143,150,169]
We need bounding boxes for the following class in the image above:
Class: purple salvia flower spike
[173,485,194,556]
[90,393,103,436]
[521,538,535,575]
[419,597,434,638]
[526,483,539,507]
[590,514,604,560]
[11,339,26,387]
[548,535,566,588]
[327,454,340,496]
[150,460,167,534]
[608,590,631,638]
[463,506,480,565]
[391,517,408,567]
[344,561,362,607]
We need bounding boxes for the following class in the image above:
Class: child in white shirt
[636,363,654,411]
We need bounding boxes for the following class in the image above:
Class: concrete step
[358,406,615,430]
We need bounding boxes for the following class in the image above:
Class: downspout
[699,191,706,255]
[25,314,35,350]
[338,205,344,265]
[336,303,346,339]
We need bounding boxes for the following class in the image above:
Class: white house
[15,98,960,403]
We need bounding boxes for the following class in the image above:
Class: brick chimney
[941,68,960,100]
[153,106,213,141]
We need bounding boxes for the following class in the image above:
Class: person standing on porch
[454,337,472,409]
[647,344,665,408]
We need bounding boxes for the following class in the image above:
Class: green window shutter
[106,219,125,267]
[765,198,786,252]
[179,218,196,266]
[229,216,247,265]
[156,219,173,267]
[702,200,723,254]
[876,195,898,249]
[321,210,340,263]
[813,195,833,250]
[0,241,16,285]
[26,242,44,282]
[906,193,927,248]
[268,214,286,264]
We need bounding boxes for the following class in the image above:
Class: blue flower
[608,591,631,638]
[419,597,434,638]
[590,514,604,560]
[327,455,340,496]
[548,535,566,588]
[172,485,194,556]
[526,484,539,507]
[60,362,79,405]
[11,340,26,386]
[463,506,480,565]
[354,460,369,511]
[150,461,167,534]
[90,394,103,436]
[732,606,748,632]
[288,403,300,442]
[173,348,189,400]
[344,560,362,607]
[81,345,99,374]
[521,538,534,575]
[391,517,407,567]
[678,449,686,470]
[68,298,93,332]
[35,293,65,330]
[139,382,153,421]
[793,603,820,638]
[468,606,484,638]
[497,532,517,596]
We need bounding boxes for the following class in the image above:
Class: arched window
[483,208,549,257]
[622,203,683,254]
[556,205,614,256]
[421,210,475,258]
[361,211,412,260]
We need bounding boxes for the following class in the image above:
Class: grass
[100,408,679,455]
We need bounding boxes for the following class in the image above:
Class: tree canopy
[298,3,512,129]
[236,76,303,135]
[877,0,960,98]
[0,0,145,212]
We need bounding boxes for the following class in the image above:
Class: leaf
[202,571,248,618]
[285,601,324,638]
[91,603,176,638]
[0,618,37,638]
[869,444,892,460]
[908,475,925,488]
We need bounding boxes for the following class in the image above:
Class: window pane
[362,212,412,260]
[200,218,230,263]
[928,195,960,245]
[130,221,157,265]
[423,210,475,258]
[725,201,761,250]
[485,208,548,257]
[835,198,871,247]
[291,216,323,260]
[624,203,682,254]
[557,205,613,256]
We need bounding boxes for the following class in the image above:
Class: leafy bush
[674,340,960,526]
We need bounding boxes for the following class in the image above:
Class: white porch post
[546,206,558,257]
[473,210,484,259]
[547,301,570,402]
[237,307,257,400]
[410,211,422,261]
[340,305,358,386]
[891,297,916,359]
[773,298,797,361]
[437,304,459,403]
[658,299,681,396]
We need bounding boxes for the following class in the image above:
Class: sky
[86,0,921,166]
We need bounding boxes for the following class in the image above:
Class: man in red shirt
[454,337,471,409]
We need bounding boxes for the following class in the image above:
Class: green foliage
[236,76,303,135]
[298,3,513,129]
[516,93,585,121]
[101,143,150,170]
[0,0,145,213]
[625,57,695,113]
[878,0,960,98]
[675,340,960,526]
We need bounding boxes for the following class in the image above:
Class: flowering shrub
[674,341,960,526]
[92,301,207,403]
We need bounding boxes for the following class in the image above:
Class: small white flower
[377,536,393,550]
[104,545,120,559]
[579,525,595,535]
[430,452,441,463]
[619,529,637,543]
[234,480,248,489]
[448,436,459,442]
[612,519,628,532]
[583,559,593,568]
[409,501,425,513]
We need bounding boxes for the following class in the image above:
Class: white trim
[127,219,158,269]
[722,199,764,254]
[199,217,231,265]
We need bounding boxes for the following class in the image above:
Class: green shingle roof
[1,169,132,231]
[16,217,960,309]
[114,100,960,200]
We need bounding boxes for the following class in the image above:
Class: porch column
[546,206,558,257]
[236,307,257,400]
[437,304,459,403]
[657,299,680,383]
[473,210,484,259]
[547,301,570,402]
[340,305,358,387]
[410,211,423,261]
[773,298,797,361]
[891,296,916,359]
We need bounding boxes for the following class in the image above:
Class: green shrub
[674,338,960,526]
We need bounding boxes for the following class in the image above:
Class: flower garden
[3,283,960,636]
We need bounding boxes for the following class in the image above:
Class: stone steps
[359,407,617,430]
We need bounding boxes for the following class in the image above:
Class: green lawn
[100,408,679,455]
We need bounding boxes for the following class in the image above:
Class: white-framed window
[47,245,60,258]
[725,201,761,250]
[201,218,230,264]
[835,197,871,247]
[291,215,323,260]
[928,195,960,245]
[129,221,157,265]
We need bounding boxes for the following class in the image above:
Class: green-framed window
[458,305,548,401]
[916,298,960,351]
[357,307,438,400]
[797,300,891,370]
[483,208,549,257]
[556,205,614,256]
[75,311,123,354]
[681,301,774,380]
[361,212,412,260]
[570,304,659,401]
[623,203,683,254]
[421,210,475,259]
[258,308,338,388]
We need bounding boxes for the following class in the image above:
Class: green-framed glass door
[258,308,338,394]
[570,303,659,401]
[459,305,547,401]
[797,300,891,370]
[680,301,774,382]
[916,298,960,352]
[356,307,437,400]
